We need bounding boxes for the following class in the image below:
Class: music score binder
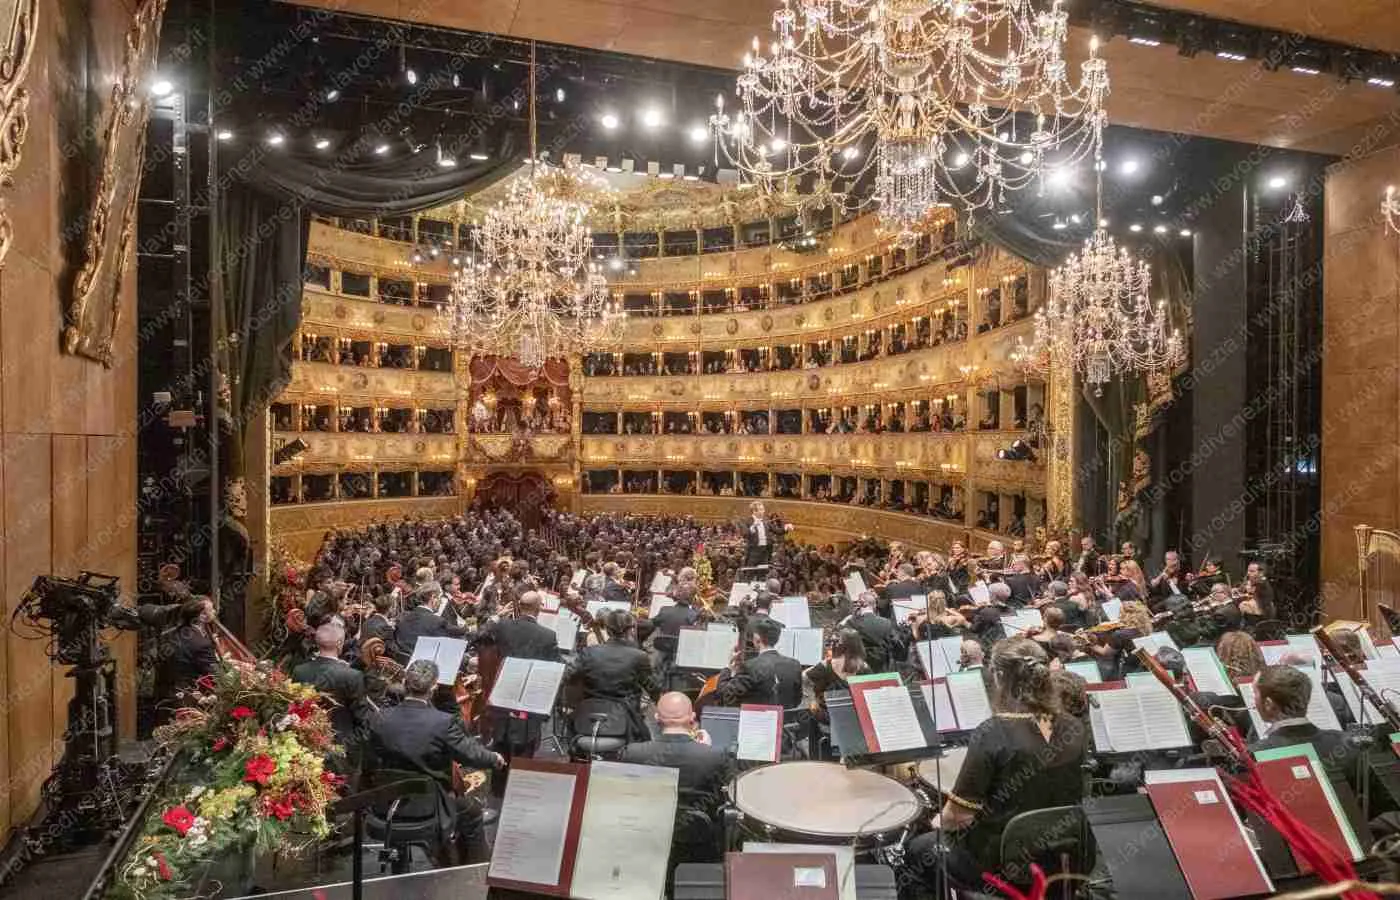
[1143,768,1273,900]
[919,673,991,733]
[488,759,679,899]
[1252,744,1365,871]
[677,625,739,670]
[488,657,566,716]
[724,852,839,900]
[825,683,941,766]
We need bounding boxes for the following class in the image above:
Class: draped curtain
[468,354,570,388]
[476,472,557,531]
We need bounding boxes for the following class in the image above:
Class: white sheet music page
[778,627,824,665]
[539,592,562,613]
[571,762,678,900]
[844,573,867,604]
[550,609,579,650]
[409,636,466,685]
[489,657,530,709]
[945,671,992,730]
[648,594,676,618]
[773,597,812,628]
[1182,647,1236,696]
[586,599,630,618]
[736,705,782,762]
[677,628,729,670]
[518,660,567,715]
[921,680,959,732]
[706,625,739,668]
[915,636,963,679]
[1065,660,1103,684]
[1094,689,1149,752]
[1136,686,1193,749]
[650,572,672,595]
[730,582,759,606]
[968,583,990,606]
[1101,598,1122,622]
[864,686,925,751]
[892,595,928,625]
[488,766,577,888]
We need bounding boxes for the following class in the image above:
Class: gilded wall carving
[0,0,36,269]
[278,362,456,406]
[300,289,450,343]
[467,433,573,463]
[271,432,457,472]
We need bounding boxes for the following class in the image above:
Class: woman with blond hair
[1117,559,1148,603]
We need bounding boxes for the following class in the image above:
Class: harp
[1356,524,1400,638]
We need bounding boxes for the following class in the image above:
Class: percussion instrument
[913,747,968,804]
[731,762,922,848]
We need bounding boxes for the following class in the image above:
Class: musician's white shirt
[752,516,768,547]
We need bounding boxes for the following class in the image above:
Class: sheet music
[586,599,630,618]
[571,569,587,590]
[1358,627,1381,660]
[537,609,579,651]
[968,583,990,606]
[863,685,925,751]
[539,592,562,613]
[1088,701,1113,751]
[843,573,867,604]
[1131,632,1179,654]
[571,762,678,900]
[920,680,959,732]
[730,581,760,606]
[916,636,963,678]
[1181,647,1236,696]
[408,636,467,684]
[892,594,928,625]
[776,627,824,665]
[946,670,991,730]
[736,705,782,762]
[1094,687,1191,752]
[648,593,676,618]
[1285,633,1321,667]
[1064,660,1103,684]
[650,572,672,595]
[677,627,734,670]
[489,658,567,715]
[772,597,812,628]
[1101,598,1122,622]
[745,844,856,900]
[488,766,578,887]
[1335,659,1400,722]
[999,608,1043,635]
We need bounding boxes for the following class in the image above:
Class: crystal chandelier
[1385,185,1400,236]
[1019,174,1182,396]
[446,43,623,370]
[710,0,1110,242]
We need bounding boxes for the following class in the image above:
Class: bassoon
[1313,625,1400,731]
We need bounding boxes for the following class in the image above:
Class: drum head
[915,747,968,792]
[733,762,921,838]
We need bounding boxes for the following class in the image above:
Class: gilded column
[1045,361,1075,535]
[454,348,474,510]
[570,355,583,514]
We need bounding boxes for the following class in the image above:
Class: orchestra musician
[291,620,374,775]
[907,589,967,640]
[482,590,562,663]
[1073,534,1101,577]
[716,617,803,708]
[1250,665,1360,790]
[899,637,1088,894]
[1240,561,1277,620]
[947,540,972,592]
[1002,555,1039,606]
[1116,559,1149,603]
[154,596,220,721]
[568,610,659,742]
[392,583,468,663]
[600,561,634,605]
[878,562,924,618]
[360,590,396,647]
[844,590,903,673]
[365,659,505,864]
[803,629,870,726]
[1039,539,1068,581]
[1149,550,1189,609]
[619,693,733,865]
[1119,541,1137,564]
[980,539,1008,574]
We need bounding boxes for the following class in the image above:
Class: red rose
[155,852,172,881]
[230,705,255,720]
[320,771,345,787]
[161,805,195,836]
[196,674,215,691]
[262,795,296,820]
[211,736,230,752]
[244,754,277,786]
[288,699,318,720]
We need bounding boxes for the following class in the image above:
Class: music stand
[700,707,741,755]
[330,779,437,900]
[825,685,943,767]
[1081,795,1191,900]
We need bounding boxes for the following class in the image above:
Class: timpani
[913,746,969,805]
[731,761,923,849]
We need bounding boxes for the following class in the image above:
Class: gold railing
[277,361,457,406]
[271,432,458,473]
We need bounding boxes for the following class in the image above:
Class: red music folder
[848,679,924,753]
[487,759,591,897]
[725,852,840,900]
[1143,768,1273,900]
[1252,745,1365,872]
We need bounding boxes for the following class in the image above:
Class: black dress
[903,713,1088,891]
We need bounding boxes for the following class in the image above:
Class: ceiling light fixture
[326,88,340,102]
[1120,158,1141,175]
[314,137,331,150]
[375,142,391,155]
[469,152,489,161]
[1128,37,1161,47]
[266,133,285,147]
[216,129,233,142]
[600,112,619,130]
[150,77,174,96]
[1368,76,1397,88]
[641,107,664,128]
[1216,51,1248,62]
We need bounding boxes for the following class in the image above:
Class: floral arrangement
[113,665,344,900]
[692,544,715,598]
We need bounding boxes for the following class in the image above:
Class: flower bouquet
[112,666,344,900]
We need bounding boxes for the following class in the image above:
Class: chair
[1251,618,1287,642]
[997,806,1095,899]
[360,771,444,874]
[570,697,632,759]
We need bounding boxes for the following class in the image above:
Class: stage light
[1216,51,1247,62]
[1098,217,1109,227]
[1267,174,1288,190]
[469,152,488,161]
[266,133,285,147]
[1151,194,1163,206]
[452,73,461,88]
[314,137,331,150]
[641,107,664,129]
[555,87,565,102]
[1052,220,1067,230]
[686,125,709,145]
[150,77,174,97]
[770,137,787,153]
[1153,224,1168,234]
[325,88,340,102]
[601,112,619,130]
[406,67,418,85]
[1019,150,1034,165]
[1180,229,1193,237]
[1120,157,1141,175]
[1129,223,1143,232]
[375,142,391,155]
[1047,167,1072,190]
[1368,76,1396,88]
[216,129,233,142]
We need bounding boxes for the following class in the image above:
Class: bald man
[292,620,373,772]
[620,693,733,865]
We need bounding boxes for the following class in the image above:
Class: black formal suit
[601,578,634,605]
[744,515,776,568]
[156,624,218,707]
[879,578,924,619]
[485,615,563,662]
[570,639,659,740]
[360,613,394,648]
[1004,572,1039,607]
[1253,721,1360,785]
[367,698,499,837]
[653,602,701,637]
[717,648,803,708]
[621,733,733,863]
[291,655,374,765]
[392,605,467,662]
[848,611,903,674]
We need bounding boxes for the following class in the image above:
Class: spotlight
[325,88,340,102]
[469,152,489,161]
[1266,174,1288,190]
[601,112,619,130]
[1120,157,1141,175]
[641,107,664,129]
[216,129,233,142]
[841,145,860,161]
[375,142,391,155]
[556,87,566,102]
[150,77,174,97]
[1047,167,1072,190]
[1179,229,1193,237]
[1051,220,1067,231]
[266,132,285,147]
[1151,194,1163,206]
[688,124,709,144]
[406,67,418,85]
[314,137,331,150]
[1129,223,1143,232]
[1153,224,1168,234]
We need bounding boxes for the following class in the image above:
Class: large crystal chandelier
[446,43,623,370]
[710,0,1110,242]
[1385,185,1400,236]
[1019,173,1182,396]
